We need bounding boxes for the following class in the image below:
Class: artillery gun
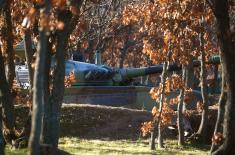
[64,60,183,86]
[15,46,221,110]
[65,55,221,86]
[63,60,179,109]
[63,55,220,110]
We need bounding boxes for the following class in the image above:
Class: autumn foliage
[122,0,219,142]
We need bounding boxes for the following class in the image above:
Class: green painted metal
[14,42,221,109]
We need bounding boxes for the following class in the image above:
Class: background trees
[0,0,235,154]
[123,0,219,149]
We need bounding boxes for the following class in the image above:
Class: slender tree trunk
[12,29,35,149]
[28,30,48,155]
[24,29,35,89]
[150,128,156,150]
[185,61,194,89]
[87,39,95,63]
[0,45,16,144]
[48,10,73,149]
[28,1,51,154]
[48,32,67,150]
[119,25,131,68]
[40,37,52,146]
[1,1,16,143]
[210,66,226,153]
[41,2,84,151]
[150,62,167,150]
[111,36,115,66]
[178,67,186,146]
[2,0,15,88]
[213,65,219,93]
[196,29,209,144]
[212,0,235,154]
[0,91,5,155]
[119,46,127,68]
[157,62,168,149]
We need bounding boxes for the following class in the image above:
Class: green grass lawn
[6,137,209,155]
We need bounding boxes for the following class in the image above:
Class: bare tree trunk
[48,10,76,149]
[157,62,168,149]
[185,61,194,89]
[150,62,167,150]
[210,66,226,153]
[28,27,49,155]
[212,0,235,154]
[150,128,156,150]
[119,46,127,68]
[178,67,186,146]
[28,1,51,154]
[0,91,5,155]
[87,39,95,63]
[213,65,219,93]
[48,32,67,150]
[119,25,131,68]
[40,36,53,146]
[0,45,16,144]
[196,29,209,144]
[13,29,35,149]
[157,124,163,148]
[2,0,15,88]
[41,2,84,153]
[24,29,35,89]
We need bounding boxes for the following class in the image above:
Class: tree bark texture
[185,61,195,89]
[28,30,48,155]
[157,62,168,149]
[212,0,235,154]
[119,25,132,68]
[212,65,219,93]
[150,62,167,150]
[0,45,16,143]
[0,91,5,155]
[41,2,84,152]
[210,66,226,153]
[40,36,52,146]
[197,30,209,144]
[177,67,186,146]
[49,10,73,148]
[2,0,15,88]
[150,128,156,150]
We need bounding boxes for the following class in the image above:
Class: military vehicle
[62,54,220,110]
[15,41,221,110]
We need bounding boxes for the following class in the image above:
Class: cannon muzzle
[117,55,221,82]
[117,64,181,81]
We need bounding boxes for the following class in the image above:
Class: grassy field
[6,137,209,155]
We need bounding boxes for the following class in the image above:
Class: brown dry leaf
[57,21,65,30]
[212,132,223,145]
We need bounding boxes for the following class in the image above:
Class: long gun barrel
[117,55,221,81]
[15,55,221,87]
[118,64,181,80]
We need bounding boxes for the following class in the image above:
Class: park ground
[6,104,216,154]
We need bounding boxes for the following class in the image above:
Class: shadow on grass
[60,145,193,155]
[59,149,73,155]
[184,142,211,152]
[60,145,156,155]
